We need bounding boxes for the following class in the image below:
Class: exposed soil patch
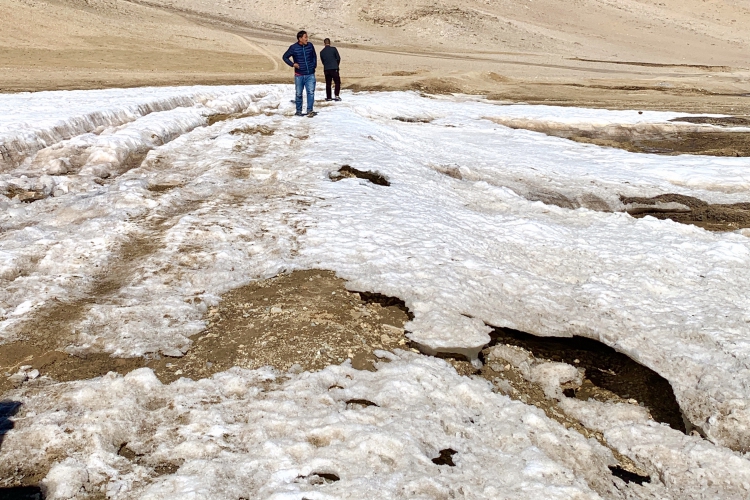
[484,327,685,433]
[1,186,46,203]
[329,165,390,186]
[393,116,433,124]
[147,183,181,193]
[147,270,412,382]
[229,124,275,136]
[670,116,750,127]
[0,270,412,397]
[487,117,750,156]
[622,193,750,231]
[117,443,181,477]
[603,130,750,156]
[206,110,262,126]
[432,448,457,466]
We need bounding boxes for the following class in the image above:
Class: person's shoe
[334,96,342,101]
[294,112,304,117]
[307,111,318,117]
[325,98,333,101]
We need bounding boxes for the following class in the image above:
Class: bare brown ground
[570,130,750,157]
[148,270,413,382]
[622,194,750,232]
[0,270,414,393]
[546,122,750,157]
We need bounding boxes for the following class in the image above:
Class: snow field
[1,86,750,497]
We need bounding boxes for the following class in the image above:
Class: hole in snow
[486,327,686,433]
[297,472,340,485]
[345,398,379,408]
[330,165,390,186]
[312,472,340,483]
[609,465,651,485]
[0,486,44,499]
[354,291,414,320]
[432,448,457,466]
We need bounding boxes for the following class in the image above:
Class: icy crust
[0,86,277,169]
[2,354,619,499]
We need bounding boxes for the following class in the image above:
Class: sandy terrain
[1,0,748,113]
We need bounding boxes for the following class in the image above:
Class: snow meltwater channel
[1,86,750,499]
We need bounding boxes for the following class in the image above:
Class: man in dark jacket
[320,38,341,101]
[282,31,318,117]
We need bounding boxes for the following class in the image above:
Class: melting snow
[1,86,750,498]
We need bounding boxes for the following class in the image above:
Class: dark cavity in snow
[432,448,457,466]
[297,472,340,485]
[330,165,390,186]
[0,401,22,451]
[486,327,686,433]
[0,486,44,500]
[345,398,379,408]
[354,291,414,320]
[609,465,651,485]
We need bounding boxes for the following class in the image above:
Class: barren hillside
[1,0,749,115]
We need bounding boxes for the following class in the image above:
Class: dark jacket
[320,46,341,71]
[282,42,317,75]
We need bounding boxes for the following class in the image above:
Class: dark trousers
[324,69,341,99]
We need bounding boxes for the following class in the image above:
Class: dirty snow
[1,86,750,497]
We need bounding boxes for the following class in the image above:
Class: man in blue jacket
[282,31,318,117]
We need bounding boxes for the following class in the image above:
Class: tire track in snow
[0,112,313,382]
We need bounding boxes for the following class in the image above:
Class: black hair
[324,38,331,44]
[297,30,307,40]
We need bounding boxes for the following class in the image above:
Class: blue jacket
[282,42,317,75]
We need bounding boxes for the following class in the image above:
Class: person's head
[324,38,331,46]
[297,31,308,45]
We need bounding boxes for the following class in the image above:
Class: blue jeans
[295,74,316,114]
